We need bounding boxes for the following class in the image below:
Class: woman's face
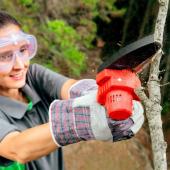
[0,24,30,91]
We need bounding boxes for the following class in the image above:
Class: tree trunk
[136,0,169,170]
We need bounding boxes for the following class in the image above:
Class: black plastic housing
[98,34,161,73]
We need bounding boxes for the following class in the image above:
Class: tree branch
[135,0,169,169]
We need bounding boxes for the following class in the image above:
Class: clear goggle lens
[0,31,37,72]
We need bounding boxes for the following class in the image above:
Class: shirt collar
[0,84,41,119]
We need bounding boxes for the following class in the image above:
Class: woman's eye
[20,45,29,53]
[0,53,13,62]
[20,48,26,53]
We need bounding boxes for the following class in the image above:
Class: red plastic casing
[96,69,141,120]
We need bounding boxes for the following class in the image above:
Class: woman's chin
[8,77,26,89]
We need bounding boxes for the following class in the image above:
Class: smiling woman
[0,25,31,100]
[0,11,144,170]
[0,30,37,97]
[0,11,73,170]
[0,31,37,73]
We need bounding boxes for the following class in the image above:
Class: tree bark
[135,0,169,170]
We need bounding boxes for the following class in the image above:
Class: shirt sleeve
[26,64,70,99]
[0,118,19,142]
[0,117,20,166]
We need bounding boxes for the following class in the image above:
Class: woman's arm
[27,64,76,100]
[60,79,78,99]
[0,70,77,164]
[0,123,57,164]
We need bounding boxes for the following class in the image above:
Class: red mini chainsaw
[96,34,161,120]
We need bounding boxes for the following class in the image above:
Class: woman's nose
[12,53,25,69]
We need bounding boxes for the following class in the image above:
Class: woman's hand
[49,90,144,146]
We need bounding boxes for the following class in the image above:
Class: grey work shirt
[0,63,69,170]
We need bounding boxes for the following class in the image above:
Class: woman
[0,11,144,170]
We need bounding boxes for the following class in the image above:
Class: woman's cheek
[24,60,30,68]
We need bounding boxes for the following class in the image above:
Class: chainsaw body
[96,34,161,120]
[96,69,141,120]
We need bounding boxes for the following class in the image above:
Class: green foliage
[18,0,39,12]
[77,0,126,50]
[19,0,33,6]
[98,0,126,22]
[82,0,98,16]
[82,0,98,7]
[1,0,127,78]
[162,102,170,115]
[81,0,126,22]
[79,19,97,48]
[47,20,86,77]
[47,20,80,47]
[42,61,60,73]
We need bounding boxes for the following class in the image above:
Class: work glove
[68,79,97,99]
[49,86,144,146]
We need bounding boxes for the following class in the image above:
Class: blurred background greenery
[0,0,170,169]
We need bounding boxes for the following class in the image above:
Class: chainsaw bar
[97,34,161,73]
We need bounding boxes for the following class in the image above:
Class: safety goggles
[0,31,37,72]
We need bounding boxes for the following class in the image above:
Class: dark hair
[0,11,21,28]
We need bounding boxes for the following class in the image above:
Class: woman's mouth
[9,72,24,80]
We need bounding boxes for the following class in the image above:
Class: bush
[47,20,86,77]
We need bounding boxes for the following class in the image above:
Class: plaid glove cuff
[107,118,134,142]
[49,99,95,146]
[106,100,144,142]
[69,79,97,98]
